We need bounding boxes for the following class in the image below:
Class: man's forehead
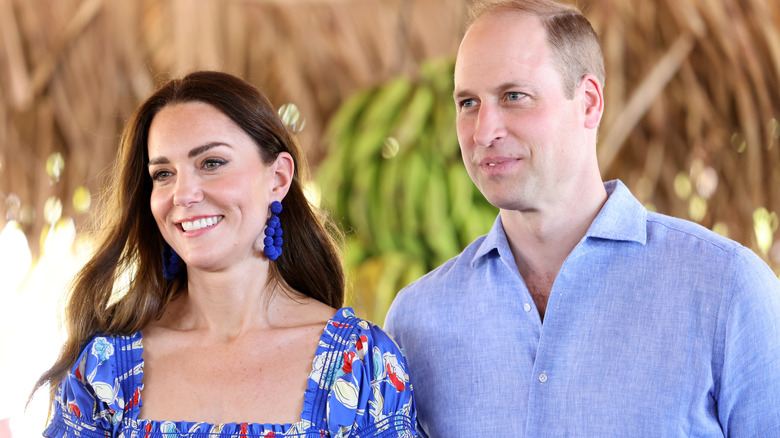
[454,16,551,88]
[457,11,547,63]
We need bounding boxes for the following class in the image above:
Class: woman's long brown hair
[31,70,345,403]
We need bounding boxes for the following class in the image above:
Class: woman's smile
[179,215,224,232]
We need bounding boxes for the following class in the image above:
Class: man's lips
[479,156,520,168]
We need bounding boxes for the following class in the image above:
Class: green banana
[347,159,379,250]
[325,87,377,153]
[399,150,429,252]
[447,164,474,245]
[424,164,461,266]
[393,84,436,149]
[399,257,428,291]
[349,76,414,168]
[420,56,455,96]
[373,252,409,324]
[319,87,376,220]
[318,56,506,309]
[371,138,406,253]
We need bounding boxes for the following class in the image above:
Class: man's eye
[507,92,524,101]
[459,99,476,109]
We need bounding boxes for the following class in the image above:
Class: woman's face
[147,101,278,272]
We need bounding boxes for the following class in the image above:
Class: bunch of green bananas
[317,57,497,323]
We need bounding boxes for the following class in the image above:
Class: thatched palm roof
[0,0,778,271]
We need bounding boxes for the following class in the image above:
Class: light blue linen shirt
[385,180,780,437]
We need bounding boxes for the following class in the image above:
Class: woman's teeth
[181,216,222,231]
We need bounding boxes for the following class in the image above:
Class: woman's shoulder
[82,332,143,356]
[45,332,144,436]
[68,332,144,400]
[311,307,412,393]
[316,308,416,436]
[74,332,143,378]
[328,307,405,354]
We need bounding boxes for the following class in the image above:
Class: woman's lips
[178,215,224,232]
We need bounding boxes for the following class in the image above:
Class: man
[384,0,780,436]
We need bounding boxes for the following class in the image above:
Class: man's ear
[581,74,604,130]
[270,152,294,199]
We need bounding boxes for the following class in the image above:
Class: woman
[34,71,417,437]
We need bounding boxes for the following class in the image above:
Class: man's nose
[473,104,506,147]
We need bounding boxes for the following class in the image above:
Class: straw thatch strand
[0,0,777,273]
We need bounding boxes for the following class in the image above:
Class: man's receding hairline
[465,0,581,29]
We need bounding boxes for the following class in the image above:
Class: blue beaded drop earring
[161,242,181,280]
[263,201,284,261]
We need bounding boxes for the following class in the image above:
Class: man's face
[454,11,592,213]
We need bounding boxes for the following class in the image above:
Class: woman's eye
[203,159,227,170]
[151,170,172,182]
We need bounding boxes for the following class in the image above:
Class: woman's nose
[172,172,204,207]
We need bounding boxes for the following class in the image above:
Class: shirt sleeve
[326,320,418,438]
[44,336,132,438]
[716,248,780,436]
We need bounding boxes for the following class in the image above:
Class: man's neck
[500,182,608,319]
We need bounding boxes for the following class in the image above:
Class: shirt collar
[471,214,514,267]
[470,179,647,267]
[586,179,647,244]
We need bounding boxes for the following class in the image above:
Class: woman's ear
[581,74,604,130]
[270,152,294,200]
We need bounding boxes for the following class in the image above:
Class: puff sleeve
[305,309,417,438]
[44,334,141,438]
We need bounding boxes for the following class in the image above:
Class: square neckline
[131,307,357,434]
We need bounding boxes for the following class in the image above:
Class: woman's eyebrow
[188,142,229,159]
[147,142,230,166]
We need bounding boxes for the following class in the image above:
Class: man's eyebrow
[453,89,470,100]
[453,82,530,100]
[496,82,523,92]
[147,142,229,166]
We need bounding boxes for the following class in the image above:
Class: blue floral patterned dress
[44,308,417,438]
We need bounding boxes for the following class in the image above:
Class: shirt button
[539,372,548,383]
[523,303,531,312]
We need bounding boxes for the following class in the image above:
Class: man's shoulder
[643,211,780,287]
[645,210,744,255]
[605,180,755,262]
[399,234,489,296]
[385,233,494,329]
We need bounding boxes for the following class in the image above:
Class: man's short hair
[467,0,606,99]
